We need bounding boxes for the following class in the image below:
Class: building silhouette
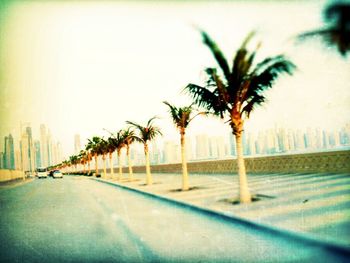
[20,125,36,172]
[34,140,41,168]
[74,134,81,154]
[195,134,209,160]
[40,124,49,167]
[4,134,15,169]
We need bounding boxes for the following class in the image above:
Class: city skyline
[0,123,63,171]
[1,121,349,170]
[0,1,349,157]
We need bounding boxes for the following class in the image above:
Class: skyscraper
[74,134,81,154]
[47,129,53,166]
[34,140,41,168]
[0,152,4,169]
[20,132,30,172]
[228,132,236,156]
[40,124,49,167]
[163,140,179,164]
[19,124,36,172]
[196,134,209,159]
[4,134,15,169]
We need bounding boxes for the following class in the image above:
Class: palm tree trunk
[235,131,252,203]
[94,155,98,177]
[144,143,152,185]
[181,131,189,191]
[88,158,91,174]
[127,145,133,181]
[103,154,107,179]
[117,150,122,180]
[109,152,114,179]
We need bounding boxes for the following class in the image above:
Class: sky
[0,0,349,157]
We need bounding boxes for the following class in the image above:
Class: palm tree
[122,128,137,181]
[99,138,109,179]
[298,2,350,56]
[85,142,93,174]
[106,136,117,179]
[87,136,103,177]
[185,31,296,203]
[163,101,204,191]
[126,117,162,185]
[69,155,79,173]
[78,150,87,173]
[112,130,126,181]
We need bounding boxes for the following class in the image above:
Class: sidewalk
[97,172,350,247]
[0,177,34,190]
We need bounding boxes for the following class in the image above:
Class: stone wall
[126,150,350,174]
[0,170,25,182]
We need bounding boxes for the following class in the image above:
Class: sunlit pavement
[0,175,350,262]
[0,175,349,262]
[99,172,350,247]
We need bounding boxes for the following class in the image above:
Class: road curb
[92,177,350,258]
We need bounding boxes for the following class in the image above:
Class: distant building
[196,134,209,159]
[40,124,49,167]
[163,140,179,164]
[74,134,81,154]
[47,130,53,166]
[0,152,4,169]
[209,136,225,159]
[150,141,162,165]
[34,140,41,168]
[20,132,30,172]
[4,134,15,169]
[15,150,21,170]
[228,132,236,156]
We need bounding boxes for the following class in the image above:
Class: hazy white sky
[0,0,349,156]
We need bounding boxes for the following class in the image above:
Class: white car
[36,167,48,178]
[52,170,63,179]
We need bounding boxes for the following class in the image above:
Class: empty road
[0,176,348,262]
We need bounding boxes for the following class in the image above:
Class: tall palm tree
[126,117,162,185]
[163,101,204,191]
[69,155,79,173]
[87,136,103,177]
[107,136,117,179]
[186,31,296,203]
[85,142,93,174]
[298,2,350,56]
[122,128,137,181]
[112,130,126,181]
[78,150,87,173]
[99,138,109,179]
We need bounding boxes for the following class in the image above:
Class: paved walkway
[96,172,350,248]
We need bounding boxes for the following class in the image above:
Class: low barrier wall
[125,150,350,175]
[0,169,25,182]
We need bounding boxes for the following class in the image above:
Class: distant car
[36,167,48,178]
[52,170,63,179]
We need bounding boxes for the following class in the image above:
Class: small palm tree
[122,128,137,181]
[186,31,296,203]
[127,117,162,185]
[163,101,204,191]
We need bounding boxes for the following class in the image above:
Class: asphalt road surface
[0,176,348,262]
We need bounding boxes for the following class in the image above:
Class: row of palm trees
[54,29,297,204]
[57,118,163,186]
